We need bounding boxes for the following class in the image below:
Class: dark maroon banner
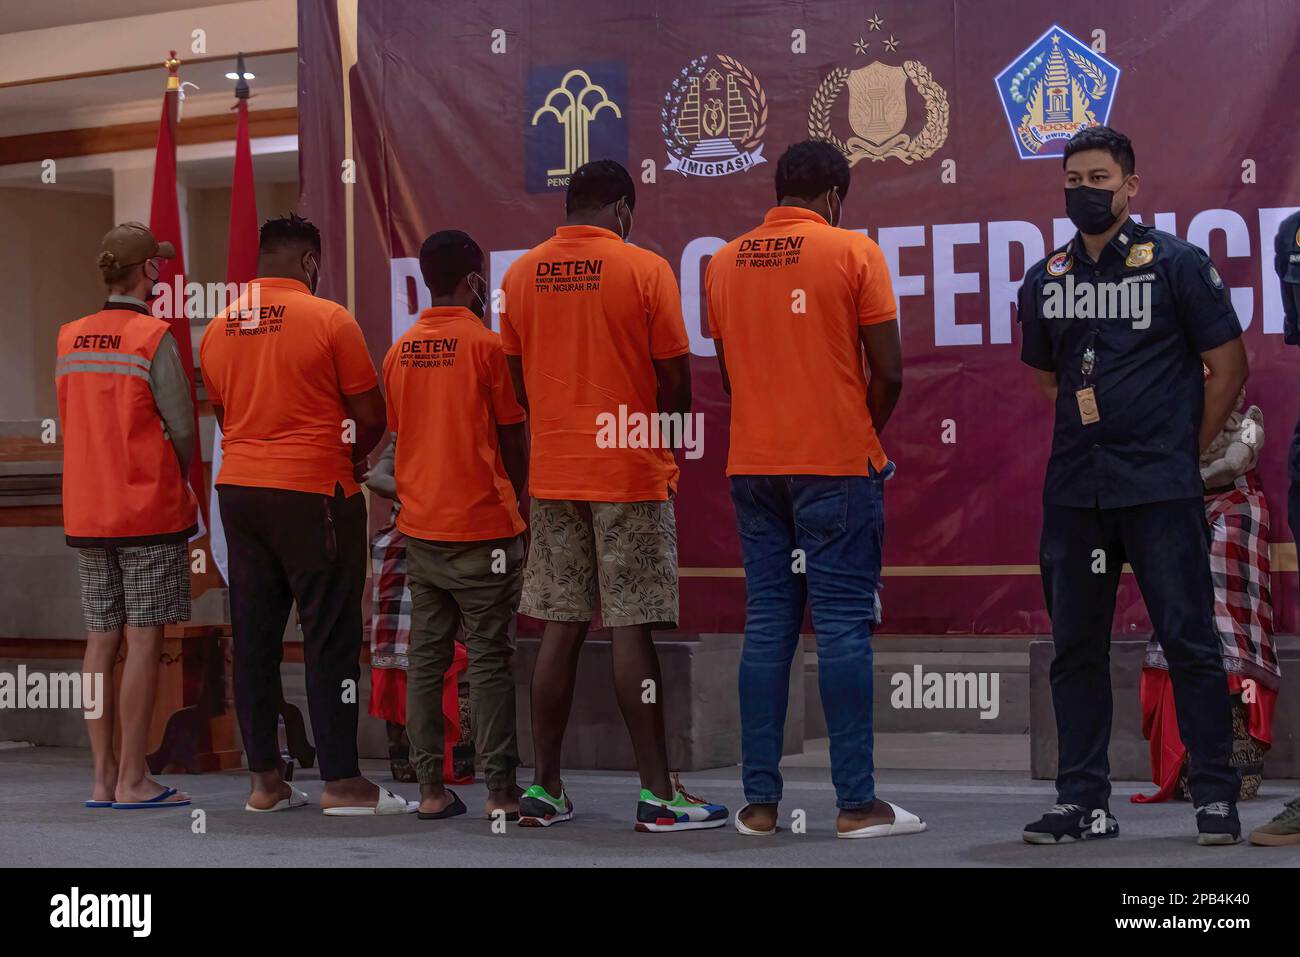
[299,0,1300,635]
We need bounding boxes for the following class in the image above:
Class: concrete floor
[2,743,1297,868]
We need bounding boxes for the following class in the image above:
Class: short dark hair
[565,160,635,215]
[419,230,483,296]
[1063,125,1135,177]
[775,140,850,203]
[259,213,321,254]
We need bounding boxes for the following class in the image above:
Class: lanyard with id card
[1076,328,1099,425]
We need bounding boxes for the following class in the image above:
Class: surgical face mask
[468,272,488,318]
[304,252,320,294]
[616,199,632,242]
[1065,183,1126,235]
[825,189,843,228]
[143,259,162,300]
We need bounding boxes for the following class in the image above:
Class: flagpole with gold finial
[163,50,180,127]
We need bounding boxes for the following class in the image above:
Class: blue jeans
[730,466,890,809]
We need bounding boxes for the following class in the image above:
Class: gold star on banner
[884,35,900,52]
[868,14,884,31]
[853,37,869,54]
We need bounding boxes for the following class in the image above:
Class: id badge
[1075,387,1100,425]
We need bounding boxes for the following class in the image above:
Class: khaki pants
[405,534,524,789]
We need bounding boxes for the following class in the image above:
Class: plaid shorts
[518,498,678,628]
[77,542,191,631]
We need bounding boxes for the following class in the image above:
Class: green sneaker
[634,773,729,832]
[517,784,573,828]
[1248,795,1300,846]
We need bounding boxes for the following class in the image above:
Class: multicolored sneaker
[517,784,573,828]
[635,773,729,832]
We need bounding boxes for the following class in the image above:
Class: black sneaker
[1023,803,1118,844]
[1195,800,1241,845]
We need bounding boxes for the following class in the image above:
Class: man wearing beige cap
[56,222,198,810]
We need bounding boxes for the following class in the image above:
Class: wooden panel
[0,504,63,527]
[0,107,297,165]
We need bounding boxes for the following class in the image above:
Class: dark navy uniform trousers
[1040,497,1239,809]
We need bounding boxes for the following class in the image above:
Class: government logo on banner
[526,64,628,193]
[661,54,768,177]
[807,13,949,166]
[995,25,1121,160]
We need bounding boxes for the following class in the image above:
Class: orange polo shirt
[500,225,690,502]
[383,306,526,542]
[705,206,896,476]
[201,277,378,495]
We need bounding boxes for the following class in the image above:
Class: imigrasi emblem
[995,25,1120,160]
[662,54,768,177]
[807,13,949,166]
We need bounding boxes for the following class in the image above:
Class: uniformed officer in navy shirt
[1018,126,1248,847]
[1248,210,1300,847]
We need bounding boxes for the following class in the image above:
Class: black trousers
[218,483,367,781]
[1040,497,1238,808]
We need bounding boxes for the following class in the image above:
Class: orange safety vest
[55,305,197,546]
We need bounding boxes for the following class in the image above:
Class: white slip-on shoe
[734,804,778,837]
[322,786,419,816]
[245,785,310,813]
[836,801,927,839]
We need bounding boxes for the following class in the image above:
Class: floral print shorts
[518,498,678,628]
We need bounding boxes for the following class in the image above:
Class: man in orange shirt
[382,230,529,821]
[706,141,922,840]
[501,160,727,831]
[201,215,410,815]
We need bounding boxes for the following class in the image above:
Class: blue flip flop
[84,800,113,808]
[111,787,191,809]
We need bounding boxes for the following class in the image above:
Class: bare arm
[653,354,692,417]
[859,320,903,433]
[363,433,398,500]
[1032,369,1058,403]
[714,339,731,396]
[343,384,387,478]
[1200,338,1249,453]
[505,354,528,413]
[498,421,529,505]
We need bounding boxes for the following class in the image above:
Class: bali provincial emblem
[995,25,1121,160]
[807,15,949,166]
[662,54,768,177]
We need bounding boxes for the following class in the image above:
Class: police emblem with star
[662,54,768,177]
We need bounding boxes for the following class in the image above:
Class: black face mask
[1065,184,1122,235]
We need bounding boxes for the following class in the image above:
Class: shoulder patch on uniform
[1046,252,1073,277]
[1207,263,1225,290]
[1124,241,1154,268]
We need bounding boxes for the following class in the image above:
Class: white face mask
[616,199,632,242]
[468,272,488,317]
[304,252,320,294]
[825,189,843,228]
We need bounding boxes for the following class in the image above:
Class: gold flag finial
[164,51,181,92]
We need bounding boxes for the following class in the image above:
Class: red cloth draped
[368,643,471,785]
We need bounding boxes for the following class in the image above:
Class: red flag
[226,99,258,284]
[148,53,208,525]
